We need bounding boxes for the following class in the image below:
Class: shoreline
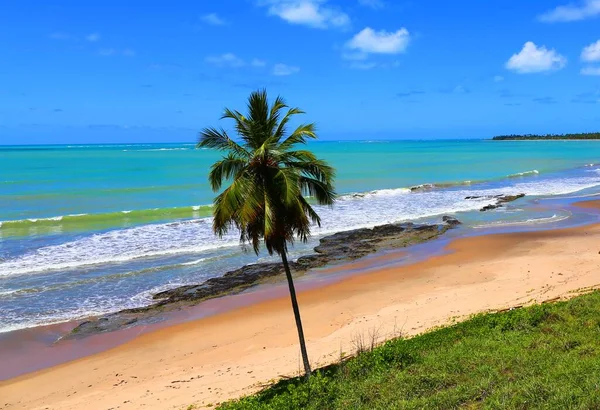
[2,200,600,409]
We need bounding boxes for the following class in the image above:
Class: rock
[69,315,139,339]
[478,193,525,212]
[410,184,435,192]
[498,193,525,203]
[442,216,461,226]
[480,204,501,212]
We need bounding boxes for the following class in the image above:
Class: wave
[473,213,570,229]
[339,187,411,200]
[339,180,478,199]
[2,169,600,278]
[0,278,198,334]
[407,181,474,192]
[123,147,191,152]
[508,170,539,178]
[0,258,215,301]
[2,168,600,333]
[0,205,213,236]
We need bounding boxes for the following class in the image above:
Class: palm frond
[198,127,250,158]
[283,157,336,185]
[273,167,301,207]
[274,107,304,142]
[279,123,317,151]
[298,195,321,226]
[212,181,244,237]
[221,108,252,144]
[299,176,336,206]
[268,95,288,135]
[208,154,248,191]
[246,90,270,148]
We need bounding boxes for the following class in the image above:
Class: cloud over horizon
[505,42,566,73]
[346,27,410,54]
[261,0,350,29]
[581,40,600,61]
[538,0,600,22]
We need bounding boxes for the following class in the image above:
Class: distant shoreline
[493,133,600,141]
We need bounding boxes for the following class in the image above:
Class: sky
[1,0,600,144]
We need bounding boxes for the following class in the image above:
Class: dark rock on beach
[66,218,459,339]
[480,204,501,212]
[499,194,526,203]
[442,216,462,226]
[70,315,140,337]
[465,193,526,212]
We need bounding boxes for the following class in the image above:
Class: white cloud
[494,75,505,82]
[205,53,246,67]
[582,40,600,62]
[251,58,267,67]
[346,27,410,54]
[538,0,600,22]
[262,0,350,29]
[358,0,385,9]
[86,33,100,42]
[505,42,567,73]
[273,63,300,75]
[200,13,227,26]
[581,66,600,75]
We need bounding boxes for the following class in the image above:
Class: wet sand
[2,201,600,409]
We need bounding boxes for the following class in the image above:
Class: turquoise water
[2,140,600,332]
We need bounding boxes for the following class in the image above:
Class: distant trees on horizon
[493,133,600,140]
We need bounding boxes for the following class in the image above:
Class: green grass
[218,291,600,409]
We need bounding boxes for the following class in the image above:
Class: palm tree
[197,90,336,377]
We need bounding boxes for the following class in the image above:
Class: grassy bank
[217,291,600,409]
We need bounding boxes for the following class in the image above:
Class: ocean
[2,140,600,333]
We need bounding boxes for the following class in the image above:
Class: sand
[2,202,600,409]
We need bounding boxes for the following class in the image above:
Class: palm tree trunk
[280,250,312,377]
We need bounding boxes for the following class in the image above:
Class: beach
[2,200,600,409]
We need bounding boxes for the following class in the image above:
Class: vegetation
[198,90,336,377]
[493,132,600,140]
[218,291,600,409]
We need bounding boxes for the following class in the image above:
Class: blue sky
[1,0,600,144]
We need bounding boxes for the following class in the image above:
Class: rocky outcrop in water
[465,193,525,212]
[153,222,448,304]
[442,216,462,226]
[66,219,459,339]
[410,184,436,192]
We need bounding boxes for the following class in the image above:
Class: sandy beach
[2,201,600,409]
